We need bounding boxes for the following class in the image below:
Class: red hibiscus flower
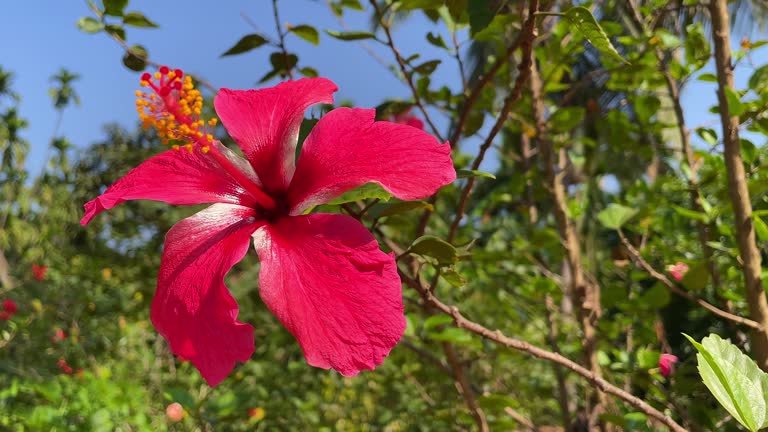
[31,264,47,281]
[80,69,456,386]
[659,353,678,377]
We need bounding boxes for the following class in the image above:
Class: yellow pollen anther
[135,67,219,155]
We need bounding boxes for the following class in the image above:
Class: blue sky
[1,1,765,178]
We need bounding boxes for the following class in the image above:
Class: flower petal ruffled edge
[214,78,338,195]
[287,107,456,214]
[253,213,405,376]
[151,203,263,386]
[81,145,257,225]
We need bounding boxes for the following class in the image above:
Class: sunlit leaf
[565,7,629,64]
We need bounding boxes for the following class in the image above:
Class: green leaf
[371,201,433,218]
[221,34,269,57]
[289,25,320,45]
[441,269,466,287]
[550,107,585,132]
[696,128,718,145]
[681,262,709,292]
[468,0,503,36]
[324,30,376,41]
[636,348,660,369]
[671,204,710,223]
[725,87,745,116]
[640,283,670,308]
[408,235,458,265]
[77,17,104,33]
[413,59,441,75]
[749,65,768,95]
[597,204,638,229]
[397,0,444,10]
[104,24,125,41]
[122,12,158,28]
[754,215,768,242]
[426,32,448,49]
[653,29,682,49]
[698,73,718,82]
[685,333,768,432]
[122,45,148,72]
[270,52,298,75]
[102,0,127,16]
[457,169,496,180]
[428,327,475,345]
[463,109,485,136]
[423,314,453,331]
[298,67,319,78]
[326,183,392,205]
[565,7,629,65]
[634,94,660,125]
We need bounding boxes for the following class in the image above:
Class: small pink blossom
[659,353,678,377]
[57,358,73,374]
[0,299,17,320]
[166,402,184,422]
[390,108,424,130]
[81,71,456,386]
[667,262,689,282]
[32,264,47,281]
[52,328,66,343]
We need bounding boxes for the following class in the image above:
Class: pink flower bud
[659,353,678,377]
[667,262,689,282]
[166,402,184,422]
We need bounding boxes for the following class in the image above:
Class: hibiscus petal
[287,108,456,214]
[253,213,405,376]
[81,143,258,225]
[214,78,338,194]
[151,203,263,386]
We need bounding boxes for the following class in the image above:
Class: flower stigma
[134,66,278,211]
[135,66,217,154]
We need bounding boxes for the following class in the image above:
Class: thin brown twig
[85,1,218,94]
[368,0,445,143]
[271,0,295,80]
[451,31,468,94]
[445,0,540,244]
[413,4,530,239]
[618,230,762,330]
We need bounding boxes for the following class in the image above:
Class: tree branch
[710,0,768,369]
[530,51,605,429]
[398,270,687,432]
[618,230,762,330]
